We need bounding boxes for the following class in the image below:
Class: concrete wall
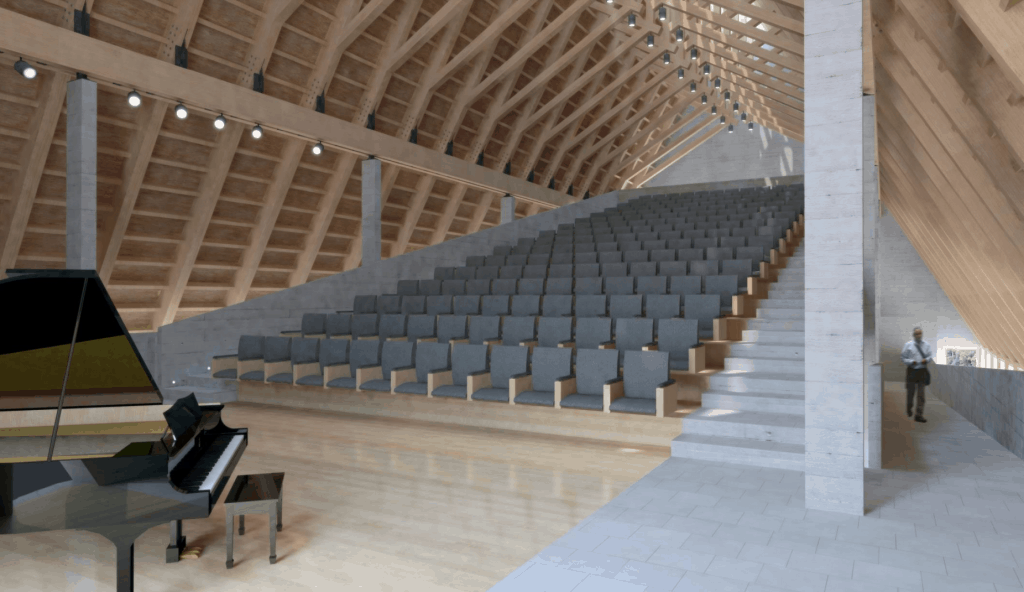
[145,192,619,388]
[647,122,803,188]
[619,176,804,202]
[931,365,1024,460]
[877,204,976,382]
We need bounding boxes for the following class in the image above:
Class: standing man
[901,327,933,423]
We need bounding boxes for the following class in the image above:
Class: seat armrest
[280,330,302,337]
[604,377,623,385]
[599,340,616,350]
[603,379,625,413]
[386,335,407,342]
[449,338,469,346]
[467,372,491,398]
[212,353,237,360]
[656,380,679,418]
[557,340,575,349]
[324,363,350,386]
[519,339,538,348]
[357,334,380,341]
[292,362,322,386]
[554,376,576,409]
[642,341,658,351]
[509,373,532,404]
[238,358,263,378]
[306,332,326,340]
[391,366,418,393]
[427,369,453,396]
[211,355,237,376]
[356,365,383,389]
[416,336,438,343]
[689,344,706,374]
[483,337,501,346]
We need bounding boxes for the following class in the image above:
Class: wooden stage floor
[0,402,669,592]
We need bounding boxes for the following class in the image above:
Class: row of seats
[211,337,680,417]
[432,259,757,282]
[388,275,745,302]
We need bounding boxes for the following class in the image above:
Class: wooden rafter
[289,152,358,287]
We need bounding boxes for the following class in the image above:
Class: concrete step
[757,299,804,311]
[766,289,804,300]
[726,342,805,360]
[726,356,805,374]
[708,370,805,395]
[778,269,804,279]
[756,308,803,320]
[682,409,805,444]
[671,433,805,471]
[701,390,805,415]
[743,329,805,345]
[745,318,805,331]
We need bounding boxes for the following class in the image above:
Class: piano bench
[224,472,285,568]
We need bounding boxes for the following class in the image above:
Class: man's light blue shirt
[902,339,933,369]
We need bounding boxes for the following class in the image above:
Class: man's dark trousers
[906,369,926,418]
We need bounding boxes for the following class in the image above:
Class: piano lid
[0,269,163,412]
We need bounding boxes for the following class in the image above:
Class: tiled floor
[490,389,1024,592]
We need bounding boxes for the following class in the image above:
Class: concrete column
[804,0,866,514]
[361,157,381,264]
[500,194,516,225]
[863,96,882,470]
[66,77,97,270]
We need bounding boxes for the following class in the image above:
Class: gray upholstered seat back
[689,260,719,276]
[407,315,436,341]
[544,278,573,295]
[549,264,573,278]
[615,318,654,352]
[518,278,545,295]
[530,347,572,392]
[454,267,475,280]
[481,295,510,316]
[684,294,721,333]
[477,266,500,280]
[434,267,455,280]
[705,275,740,307]
[490,345,528,386]
[354,295,377,314]
[349,339,382,370]
[629,262,657,277]
[737,247,765,265]
[624,351,670,399]
[414,342,450,383]
[637,276,667,295]
[397,280,418,296]
[706,247,734,261]
[325,313,351,338]
[651,249,676,263]
[523,265,548,279]
[264,337,292,363]
[605,276,635,295]
[510,295,540,316]
[576,317,612,350]
[442,280,466,295]
[451,344,488,386]
[379,314,408,339]
[454,295,481,316]
[598,251,623,264]
[657,318,698,362]
[381,341,415,376]
[669,276,702,295]
[426,295,453,315]
[537,317,572,347]
[574,277,602,295]
[601,263,627,277]
[646,295,681,319]
[238,335,265,361]
[301,313,326,335]
[623,250,649,263]
[469,316,501,344]
[541,294,573,317]
[658,261,687,276]
[466,255,486,267]
[575,263,600,278]
[499,266,522,280]
[352,314,378,337]
[291,338,319,365]
[320,338,350,370]
[721,259,753,279]
[576,349,619,395]
[379,294,402,314]
[402,295,426,315]
[502,316,536,345]
[676,248,704,262]
[492,279,518,295]
[437,315,468,343]
[576,295,607,317]
[419,279,442,295]
[467,279,492,295]
[609,295,642,319]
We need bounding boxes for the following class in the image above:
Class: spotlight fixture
[734,101,740,113]
[748,122,754,131]
[715,78,721,90]
[251,124,263,139]
[312,141,324,156]
[720,115,726,125]
[127,90,142,108]
[14,59,36,79]
[690,47,698,60]
[606,0,613,3]
[677,29,684,43]
[678,68,685,80]
[628,12,636,27]
[703,63,710,76]
[724,91,730,102]
[690,81,697,93]
[711,105,717,115]
[701,94,707,105]
[741,112,748,122]
[214,114,227,130]
[174,103,188,119]
[658,5,667,20]
[728,124,734,133]
[647,34,654,48]
[663,52,671,65]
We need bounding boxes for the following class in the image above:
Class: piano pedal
[181,546,203,560]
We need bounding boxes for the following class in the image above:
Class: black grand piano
[0,270,247,591]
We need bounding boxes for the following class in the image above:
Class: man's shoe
[907,409,913,418]
[914,416,927,423]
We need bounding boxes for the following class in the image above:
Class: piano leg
[238,514,245,535]
[115,540,134,592]
[225,510,234,569]
[268,504,277,564]
[166,519,186,563]
[277,495,283,532]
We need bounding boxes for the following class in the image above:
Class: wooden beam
[628,115,733,186]
[430,183,469,245]
[669,0,803,57]
[354,0,424,123]
[0,9,574,208]
[584,86,699,165]
[0,72,70,278]
[384,0,472,76]
[97,102,166,283]
[675,9,803,74]
[1000,0,1024,11]
[226,140,305,305]
[598,97,709,171]
[154,124,245,328]
[686,0,803,36]
[946,0,1024,96]
[289,152,358,287]
[240,0,307,88]
[468,193,496,234]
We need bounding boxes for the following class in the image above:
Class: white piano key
[199,434,244,492]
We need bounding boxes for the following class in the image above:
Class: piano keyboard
[177,434,245,493]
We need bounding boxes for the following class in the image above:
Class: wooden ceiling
[0,0,806,331]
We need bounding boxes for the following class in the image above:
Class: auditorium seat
[348,339,383,390]
[481,295,510,316]
[513,347,573,407]
[352,313,379,340]
[269,338,318,384]
[471,345,529,403]
[636,276,667,295]
[558,349,619,411]
[281,313,326,338]
[430,343,488,399]
[608,351,676,417]
[574,277,603,295]
[354,295,377,314]
[669,276,702,296]
[211,334,264,379]
[656,319,700,372]
[705,275,741,314]
[493,278,518,295]
[393,342,451,396]
[437,314,469,345]
[418,279,442,295]
[326,313,352,339]
[401,295,426,315]
[614,318,657,363]
[360,341,414,392]
[379,294,402,314]
[378,314,409,341]
[645,294,681,320]
[576,294,607,317]
[454,295,481,316]
[511,294,541,316]
[468,315,501,345]
[501,315,536,346]
[467,279,491,296]
[684,294,721,341]
[321,338,352,388]
[542,294,573,317]
[397,280,418,296]
[253,336,291,383]
[426,295,453,316]
[454,267,475,281]
[518,278,545,295]
[576,317,613,350]
[609,295,642,321]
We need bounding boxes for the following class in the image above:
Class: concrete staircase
[672,245,805,471]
